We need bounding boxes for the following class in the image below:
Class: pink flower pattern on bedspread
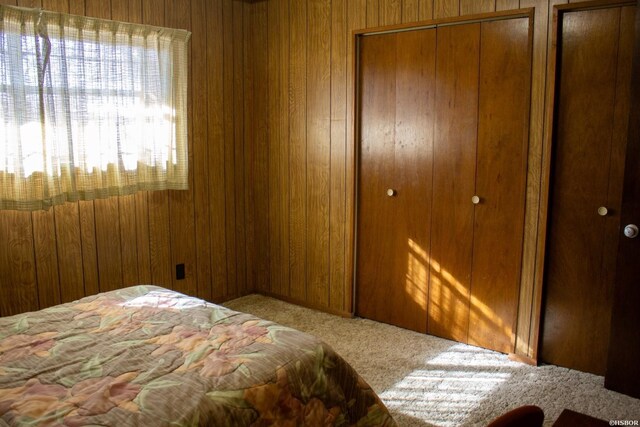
[0,286,395,426]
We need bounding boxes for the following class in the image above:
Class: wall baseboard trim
[254,291,354,319]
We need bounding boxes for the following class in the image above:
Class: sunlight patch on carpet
[380,344,514,426]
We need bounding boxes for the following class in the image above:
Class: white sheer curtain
[0,5,190,210]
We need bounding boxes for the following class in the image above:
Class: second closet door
[427,18,531,354]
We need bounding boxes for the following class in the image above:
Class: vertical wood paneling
[277,0,292,296]
[166,0,197,297]
[32,210,61,309]
[289,0,308,301]
[380,0,402,25]
[403,0,419,23]
[307,0,331,307]
[243,1,256,294]
[207,0,228,300]
[222,0,237,298]
[268,0,284,296]
[434,0,459,18]
[496,0,520,10]
[250,1,270,292]
[0,211,38,315]
[329,0,347,311]
[366,0,379,26]
[78,201,98,296]
[460,0,496,15]
[191,0,212,301]
[418,0,434,20]
[233,0,246,297]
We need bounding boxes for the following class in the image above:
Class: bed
[0,286,395,426]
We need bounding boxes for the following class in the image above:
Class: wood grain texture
[222,0,237,298]
[380,0,402,25]
[166,0,197,297]
[356,30,436,333]
[606,2,640,399]
[267,0,291,297]
[428,23,480,343]
[496,0,520,10]
[244,0,270,293]
[289,0,308,302]
[32,210,61,308]
[516,0,554,361]
[403,0,419,22]
[307,0,331,307]
[330,0,347,311]
[0,212,38,316]
[233,0,247,298]
[434,0,459,18]
[366,0,379,26]
[460,0,495,14]
[54,203,85,302]
[541,7,626,375]
[207,0,228,301]
[469,17,531,354]
[78,201,99,296]
[191,0,212,301]
[418,0,434,20]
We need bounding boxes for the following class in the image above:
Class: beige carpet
[224,294,640,427]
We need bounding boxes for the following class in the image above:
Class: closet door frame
[350,8,534,352]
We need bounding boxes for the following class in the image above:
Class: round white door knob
[624,224,639,239]
[598,206,608,217]
[471,196,480,205]
[387,189,396,197]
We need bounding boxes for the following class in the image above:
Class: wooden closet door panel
[428,23,480,342]
[356,29,436,333]
[542,7,629,375]
[606,4,640,397]
[469,17,531,354]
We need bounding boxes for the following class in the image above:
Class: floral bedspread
[0,286,395,426]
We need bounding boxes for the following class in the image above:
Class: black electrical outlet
[176,263,185,280]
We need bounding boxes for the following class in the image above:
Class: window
[0,5,190,210]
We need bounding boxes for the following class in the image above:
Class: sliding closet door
[542,5,634,375]
[356,30,436,333]
[428,23,480,343]
[468,17,532,354]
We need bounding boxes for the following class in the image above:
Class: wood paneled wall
[0,0,615,362]
[246,0,597,361]
[0,0,256,315]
